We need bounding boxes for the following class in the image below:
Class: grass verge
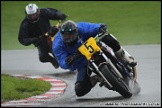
[1,74,51,102]
[1,1,161,49]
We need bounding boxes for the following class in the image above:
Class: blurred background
[1,1,161,50]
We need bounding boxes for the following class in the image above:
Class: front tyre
[99,64,132,98]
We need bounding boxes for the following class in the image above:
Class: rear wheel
[99,64,132,98]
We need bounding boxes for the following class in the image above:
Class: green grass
[1,1,161,50]
[1,74,51,102]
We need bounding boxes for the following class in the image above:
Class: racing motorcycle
[35,20,63,52]
[66,33,141,98]
[45,20,63,52]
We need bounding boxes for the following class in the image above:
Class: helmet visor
[27,13,39,23]
[61,30,77,43]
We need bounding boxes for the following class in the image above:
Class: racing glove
[99,24,107,34]
[32,37,42,46]
[33,33,47,46]
[31,37,40,43]
[65,51,83,66]
[65,55,75,66]
[58,13,67,21]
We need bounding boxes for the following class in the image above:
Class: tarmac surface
[1,44,161,107]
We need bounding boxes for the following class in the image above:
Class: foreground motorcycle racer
[18,3,67,68]
[52,20,137,97]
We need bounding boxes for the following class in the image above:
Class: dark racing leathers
[18,8,64,68]
[52,22,121,96]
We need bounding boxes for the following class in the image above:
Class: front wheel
[99,64,132,98]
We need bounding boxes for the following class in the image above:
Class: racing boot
[115,47,137,67]
[51,57,59,69]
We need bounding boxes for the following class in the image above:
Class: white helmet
[25,3,38,15]
[25,3,40,23]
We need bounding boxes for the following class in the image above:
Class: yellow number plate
[78,37,100,60]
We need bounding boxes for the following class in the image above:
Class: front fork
[89,50,124,88]
[89,59,113,88]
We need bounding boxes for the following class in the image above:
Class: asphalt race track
[1,44,161,107]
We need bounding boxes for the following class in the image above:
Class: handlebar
[55,20,63,28]
[94,32,106,40]
[66,32,106,65]
[48,20,64,41]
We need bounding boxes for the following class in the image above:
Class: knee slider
[75,81,92,97]
[75,82,84,97]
